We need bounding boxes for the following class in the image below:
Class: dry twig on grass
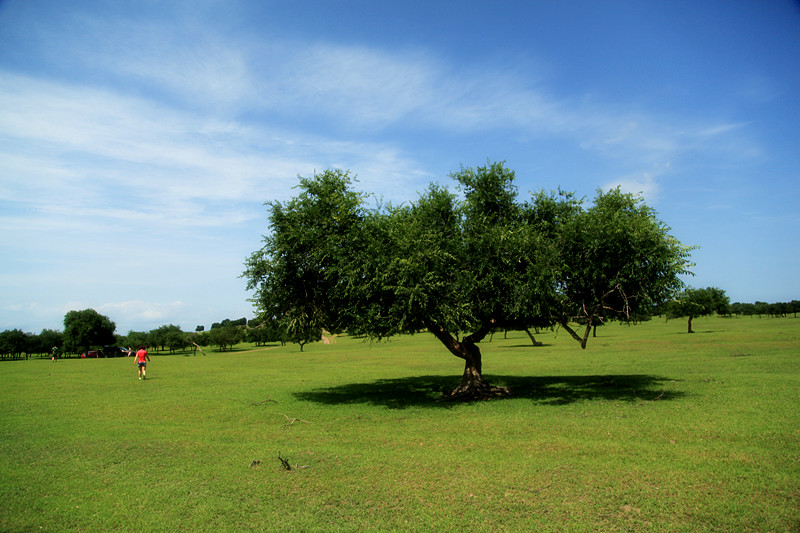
[276,452,309,471]
[250,397,278,406]
[278,413,310,426]
[277,452,292,471]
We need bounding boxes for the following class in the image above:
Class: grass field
[1,316,798,532]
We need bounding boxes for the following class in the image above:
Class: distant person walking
[135,346,150,380]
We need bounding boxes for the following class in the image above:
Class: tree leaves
[62,308,116,353]
[243,163,693,354]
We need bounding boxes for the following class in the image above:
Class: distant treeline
[727,301,800,318]
[2,301,798,360]
[0,316,267,361]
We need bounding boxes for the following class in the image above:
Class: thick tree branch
[463,318,497,345]
[423,319,466,361]
[560,320,587,349]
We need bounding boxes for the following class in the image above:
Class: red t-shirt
[136,349,148,363]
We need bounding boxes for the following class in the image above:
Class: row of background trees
[0,309,291,360]
[727,300,800,318]
[660,288,799,333]
[1,296,798,360]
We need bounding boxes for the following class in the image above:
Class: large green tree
[63,309,116,354]
[244,163,693,399]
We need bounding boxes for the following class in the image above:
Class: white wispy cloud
[96,300,187,329]
[0,71,428,227]
[12,5,759,183]
[603,169,663,201]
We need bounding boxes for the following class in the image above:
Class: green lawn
[1,316,798,531]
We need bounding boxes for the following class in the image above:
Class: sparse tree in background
[122,331,148,350]
[754,301,769,318]
[730,302,754,317]
[38,329,63,355]
[34,329,64,357]
[207,325,243,352]
[165,329,187,353]
[194,332,210,350]
[245,320,285,346]
[244,163,692,399]
[147,324,183,352]
[667,287,730,333]
[62,309,116,354]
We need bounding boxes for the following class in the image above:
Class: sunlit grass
[1,316,798,531]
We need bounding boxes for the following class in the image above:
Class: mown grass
[1,316,798,531]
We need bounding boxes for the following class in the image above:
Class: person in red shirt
[135,345,150,380]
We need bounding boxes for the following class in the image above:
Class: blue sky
[1,0,798,334]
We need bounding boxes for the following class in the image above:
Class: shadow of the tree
[293,374,683,409]
[503,344,553,348]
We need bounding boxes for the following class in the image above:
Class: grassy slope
[1,316,798,532]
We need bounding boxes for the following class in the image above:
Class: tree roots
[440,381,511,401]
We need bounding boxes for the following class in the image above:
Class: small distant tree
[124,331,148,349]
[195,325,205,332]
[195,332,210,350]
[38,329,63,356]
[249,318,289,346]
[165,328,187,353]
[148,324,182,352]
[245,323,278,346]
[730,302,753,317]
[63,309,116,354]
[207,325,242,351]
[668,287,729,333]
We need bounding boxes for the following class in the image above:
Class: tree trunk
[523,328,542,346]
[687,316,694,334]
[560,320,591,349]
[425,320,510,400]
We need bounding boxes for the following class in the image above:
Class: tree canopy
[63,309,116,354]
[668,287,730,333]
[244,162,694,399]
